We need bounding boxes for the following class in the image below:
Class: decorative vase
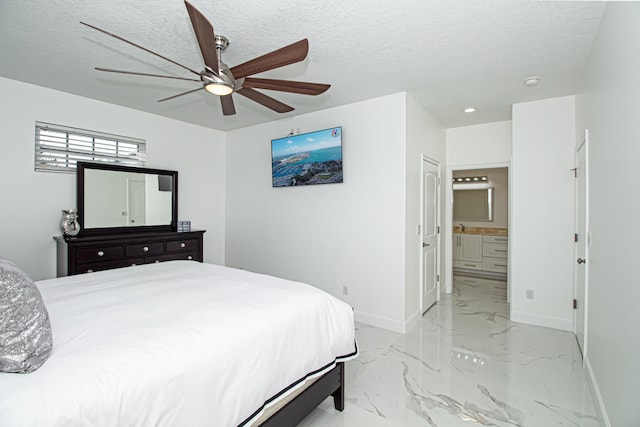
[60,209,80,237]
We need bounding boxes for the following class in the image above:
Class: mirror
[453,188,494,222]
[77,162,178,235]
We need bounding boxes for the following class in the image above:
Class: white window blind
[34,122,146,173]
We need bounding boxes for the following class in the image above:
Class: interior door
[127,179,146,226]
[422,159,439,313]
[575,130,589,362]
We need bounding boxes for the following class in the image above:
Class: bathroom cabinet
[453,233,507,276]
[453,234,483,270]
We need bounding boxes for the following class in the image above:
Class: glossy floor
[301,275,601,426]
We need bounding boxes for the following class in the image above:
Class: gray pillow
[0,256,52,373]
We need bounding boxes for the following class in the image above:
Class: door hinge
[570,167,577,178]
[574,233,578,243]
[437,274,440,282]
[573,299,577,309]
[437,226,440,234]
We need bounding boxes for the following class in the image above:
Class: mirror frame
[77,162,178,236]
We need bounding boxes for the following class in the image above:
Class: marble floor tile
[300,275,602,426]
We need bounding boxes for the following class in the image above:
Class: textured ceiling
[0,0,605,131]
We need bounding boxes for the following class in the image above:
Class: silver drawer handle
[187,256,193,260]
[143,246,149,252]
[494,249,507,252]
[97,251,104,257]
[180,242,186,248]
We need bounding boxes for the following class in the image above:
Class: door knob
[577,258,586,264]
[423,243,430,247]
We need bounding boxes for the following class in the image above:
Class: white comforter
[0,261,357,427]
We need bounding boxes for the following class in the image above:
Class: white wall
[404,93,446,325]
[84,169,130,227]
[0,77,226,280]
[511,96,575,331]
[447,121,512,167]
[575,3,640,426]
[144,173,172,225]
[444,121,512,293]
[225,93,408,332]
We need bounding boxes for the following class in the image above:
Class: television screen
[271,126,343,187]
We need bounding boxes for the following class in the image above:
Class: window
[34,122,146,173]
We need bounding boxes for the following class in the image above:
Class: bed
[0,260,358,426]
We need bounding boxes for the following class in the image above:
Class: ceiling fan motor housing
[215,35,229,52]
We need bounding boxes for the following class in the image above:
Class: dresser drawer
[76,246,124,263]
[482,235,508,244]
[166,239,198,252]
[148,251,198,263]
[457,260,482,270]
[483,258,508,273]
[55,230,206,277]
[77,258,145,274]
[125,242,164,257]
[483,244,508,259]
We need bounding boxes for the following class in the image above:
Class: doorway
[127,178,146,226]
[447,165,510,303]
[574,130,589,362]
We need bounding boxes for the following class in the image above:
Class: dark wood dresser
[54,230,206,277]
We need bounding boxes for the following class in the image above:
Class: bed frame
[256,362,344,426]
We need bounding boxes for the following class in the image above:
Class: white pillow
[0,256,52,373]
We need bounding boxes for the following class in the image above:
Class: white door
[422,159,439,313]
[575,131,589,361]
[128,179,146,226]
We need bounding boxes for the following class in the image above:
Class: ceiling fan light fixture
[204,81,234,96]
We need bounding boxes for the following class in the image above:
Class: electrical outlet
[526,289,534,300]
[342,285,349,296]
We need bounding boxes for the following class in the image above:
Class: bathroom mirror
[77,162,178,235]
[453,188,494,222]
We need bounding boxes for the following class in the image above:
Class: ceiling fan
[80,0,330,116]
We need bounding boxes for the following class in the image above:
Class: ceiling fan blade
[80,21,201,77]
[236,88,294,113]
[220,95,236,115]
[243,77,329,95]
[230,39,309,79]
[95,67,201,82]
[184,1,219,74]
[158,87,204,103]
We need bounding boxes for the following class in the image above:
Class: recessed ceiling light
[463,107,476,113]
[524,76,540,87]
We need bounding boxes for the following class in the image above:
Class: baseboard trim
[510,310,573,331]
[354,310,407,334]
[404,309,422,332]
[585,357,611,427]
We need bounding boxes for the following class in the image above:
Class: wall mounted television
[271,127,343,187]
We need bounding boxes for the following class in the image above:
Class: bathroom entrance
[451,167,509,302]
